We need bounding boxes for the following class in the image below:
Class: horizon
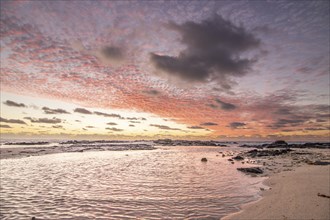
[1,1,329,142]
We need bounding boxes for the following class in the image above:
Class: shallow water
[0,146,265,219]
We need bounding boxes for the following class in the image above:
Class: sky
[0,0,329,141]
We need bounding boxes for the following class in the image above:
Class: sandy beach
[223,156,330,220]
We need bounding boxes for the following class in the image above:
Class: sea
[0,140,267,219]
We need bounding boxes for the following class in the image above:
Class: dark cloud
[130,121,141,124]
[187,126,205,129]
[150,124,181,130]
[274,108,292,115]
[215,99,237,110]
[0,117,26,124]
[3,100,26,107]
[126,117,140,120]
[125,117,146,121]
[101,46,123,60]
[0,124,12,128]
[52,125,63,129]
[229,122,246,129]
[86,126,94,128]
[24,117,61,124]
[129,124,135,127]
[269,119,306,129]
[74,108,92,114]
[106,127,123,132]
[107,122,118,126]
[150,14,260,86]
[42,107,70,114]
[94,111,122,118]
[200,122,218,126]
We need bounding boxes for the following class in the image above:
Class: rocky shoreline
[225,142,330,177]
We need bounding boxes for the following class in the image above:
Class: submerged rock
[201,158,208,162]
[237,167,263,174]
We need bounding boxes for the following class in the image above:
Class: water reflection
[0,146,265,219]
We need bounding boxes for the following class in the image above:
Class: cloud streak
[3,100,26,107]
[74,108,92,114]
[0,117,26,124]
[24,117,62,124]
[42,107,70,114]
[150,124,181,131]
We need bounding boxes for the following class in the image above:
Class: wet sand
[223,149,330,220]
[0,143,155,159]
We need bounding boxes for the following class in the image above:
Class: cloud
[150,124,181,130]
[129,124,135,127]
[3,100,26,107]
[52,125,63,128]
[200,122,218,126]
[130,121,141,124]
[0,117,26,124]
[106,127,123,132]
[229,122,246,129]
[101,46,124,60]
[42,107,70,114]
[187,126,205,129]
[143,89,161,96]
[96,46,125,66]
[269,118,307,129]
[215,99,237,110]
[0,124,12,128]
[74,108,92,114]
[86,126,94,128]
[24,117,61,124]
[125,117,146,121]
[94,111,122,118]
[150,14,260,86]
[106,122,118,126]
[304,127,328,131]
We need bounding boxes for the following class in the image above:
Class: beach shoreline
[222,163,330,220]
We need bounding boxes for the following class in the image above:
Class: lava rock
[237,167,263,174]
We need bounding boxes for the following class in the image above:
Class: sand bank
[223,164,330,220]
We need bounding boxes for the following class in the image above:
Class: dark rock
[317,193,330,198]
[310,161,330,166]
[246,149,293,157]
[201,158,208,162]
[237,167,263,174]
[232,155,244,160]
[272,140,288,145]
[228,159,233,161]
[240,142,329,149]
